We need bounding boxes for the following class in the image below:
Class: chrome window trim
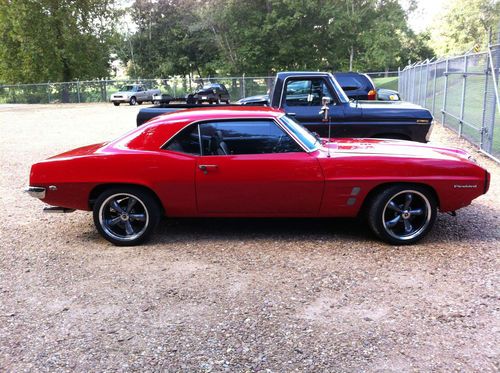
[276,115,319,153]
[159,116,311,155]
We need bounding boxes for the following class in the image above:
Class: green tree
[125,0,219,78]
[430,0,500,55]
[0,0,119,85]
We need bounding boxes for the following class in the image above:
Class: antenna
[319,96,332,157]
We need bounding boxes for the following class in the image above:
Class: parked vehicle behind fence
[110,84,161,106]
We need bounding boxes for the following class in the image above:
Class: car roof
[151,106,284,125]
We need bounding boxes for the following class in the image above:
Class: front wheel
[93,187,161,246]
[113,102,120,106]
[367,185,437,245]
[129,97,137,105]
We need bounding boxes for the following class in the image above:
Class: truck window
[285,78,334,106]
[199,120,303,155]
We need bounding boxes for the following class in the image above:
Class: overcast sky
[401,0,448,33]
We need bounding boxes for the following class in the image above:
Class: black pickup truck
[136,72,433,142]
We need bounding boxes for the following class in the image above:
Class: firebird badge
[454,184,478,188]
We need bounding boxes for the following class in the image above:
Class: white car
[110,84,161,106]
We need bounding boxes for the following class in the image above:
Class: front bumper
[25,186,46,199]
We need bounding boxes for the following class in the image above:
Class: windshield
[120,85,136,91]
[279,115,319,151]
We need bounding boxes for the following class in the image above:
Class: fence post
[431,62,437,116]
[481,52,491,150]
[241,73,246,99]
[419,62,425,106]
[47,81,51,103]
[77,80,81,103]
[441,59,449,126]
[458,55,468,137]
[424,60,430,107]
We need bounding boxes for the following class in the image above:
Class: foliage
[429,0,500,56]
[126,0,435,78]
[0,0,120,84]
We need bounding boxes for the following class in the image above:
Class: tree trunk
[349,46,354,71]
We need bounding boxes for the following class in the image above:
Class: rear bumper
[25,186,46,199]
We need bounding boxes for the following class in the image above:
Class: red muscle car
[27,107,489,246]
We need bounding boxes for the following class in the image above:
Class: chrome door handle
[198,164,218,174]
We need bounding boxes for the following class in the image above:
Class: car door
[194,119,324,216]
[280,77,345,137]
[137,85,146,100]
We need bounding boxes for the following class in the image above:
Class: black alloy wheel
[93,187,161,246]
[367,185,437,245]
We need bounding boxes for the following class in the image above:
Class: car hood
[352,101,433,121]
[237,94,270,104]
[323,138,471,162]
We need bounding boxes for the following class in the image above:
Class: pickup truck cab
[137,72,433,142]
[111,84,161,106]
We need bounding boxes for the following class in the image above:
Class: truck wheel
[216,98,221,104]
[367,185,436,245]
[113,102,120,106]
[137,101,142,105]
[129,97,137,106]
[93,187,161,246]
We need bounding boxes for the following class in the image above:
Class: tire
[153,100,159,105]
[367,184,437,245]
[137,101,142,105]
[93,187,161,246]
[113,102,120,106]
[216,98,221,104]
[129,96,137,106]
[225,100,231,104]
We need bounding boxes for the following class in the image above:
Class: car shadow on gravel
[152,217,374,243]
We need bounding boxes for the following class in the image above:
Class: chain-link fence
[0,71,397,105]
[0,76,275,105]
[399,40,500,162]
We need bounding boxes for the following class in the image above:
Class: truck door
[280,77,345,137]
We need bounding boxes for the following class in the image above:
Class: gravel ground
[0,103,499,372]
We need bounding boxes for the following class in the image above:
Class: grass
[372,77,399,91]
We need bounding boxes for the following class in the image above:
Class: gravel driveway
[0,103,499,372]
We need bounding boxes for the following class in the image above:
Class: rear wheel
[113,102,120,106]
[367,185,436,245]
[93,187,161,246]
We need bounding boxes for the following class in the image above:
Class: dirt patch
[0,103,499,371]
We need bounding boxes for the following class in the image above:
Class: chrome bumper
[25,186,46,199]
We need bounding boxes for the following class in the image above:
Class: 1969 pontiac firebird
[27,107,489,246]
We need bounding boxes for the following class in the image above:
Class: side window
[285,78,334,106]
[163,124,200,155]
[199,120,303,155]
